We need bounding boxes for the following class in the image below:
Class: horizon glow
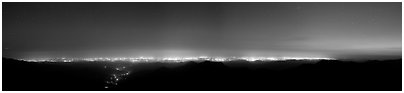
[20,56,336,63]
[3,3,401,60]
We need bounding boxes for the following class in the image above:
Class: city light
[105,65,131,88]
[22,56,336,63]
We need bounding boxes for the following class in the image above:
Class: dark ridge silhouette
[2,57,402,91]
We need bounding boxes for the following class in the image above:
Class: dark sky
[2,2,402,60]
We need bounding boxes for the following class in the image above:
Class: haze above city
[3,3,402,60]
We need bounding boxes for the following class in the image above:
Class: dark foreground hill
[2,58,402,91]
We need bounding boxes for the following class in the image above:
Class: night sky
[2,2,402,60]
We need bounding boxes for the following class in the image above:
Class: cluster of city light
[104,65,131,89]
[22,56,336,63]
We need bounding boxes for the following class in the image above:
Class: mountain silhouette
[2,58,402,91]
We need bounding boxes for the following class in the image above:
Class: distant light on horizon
[21,56,336,63]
